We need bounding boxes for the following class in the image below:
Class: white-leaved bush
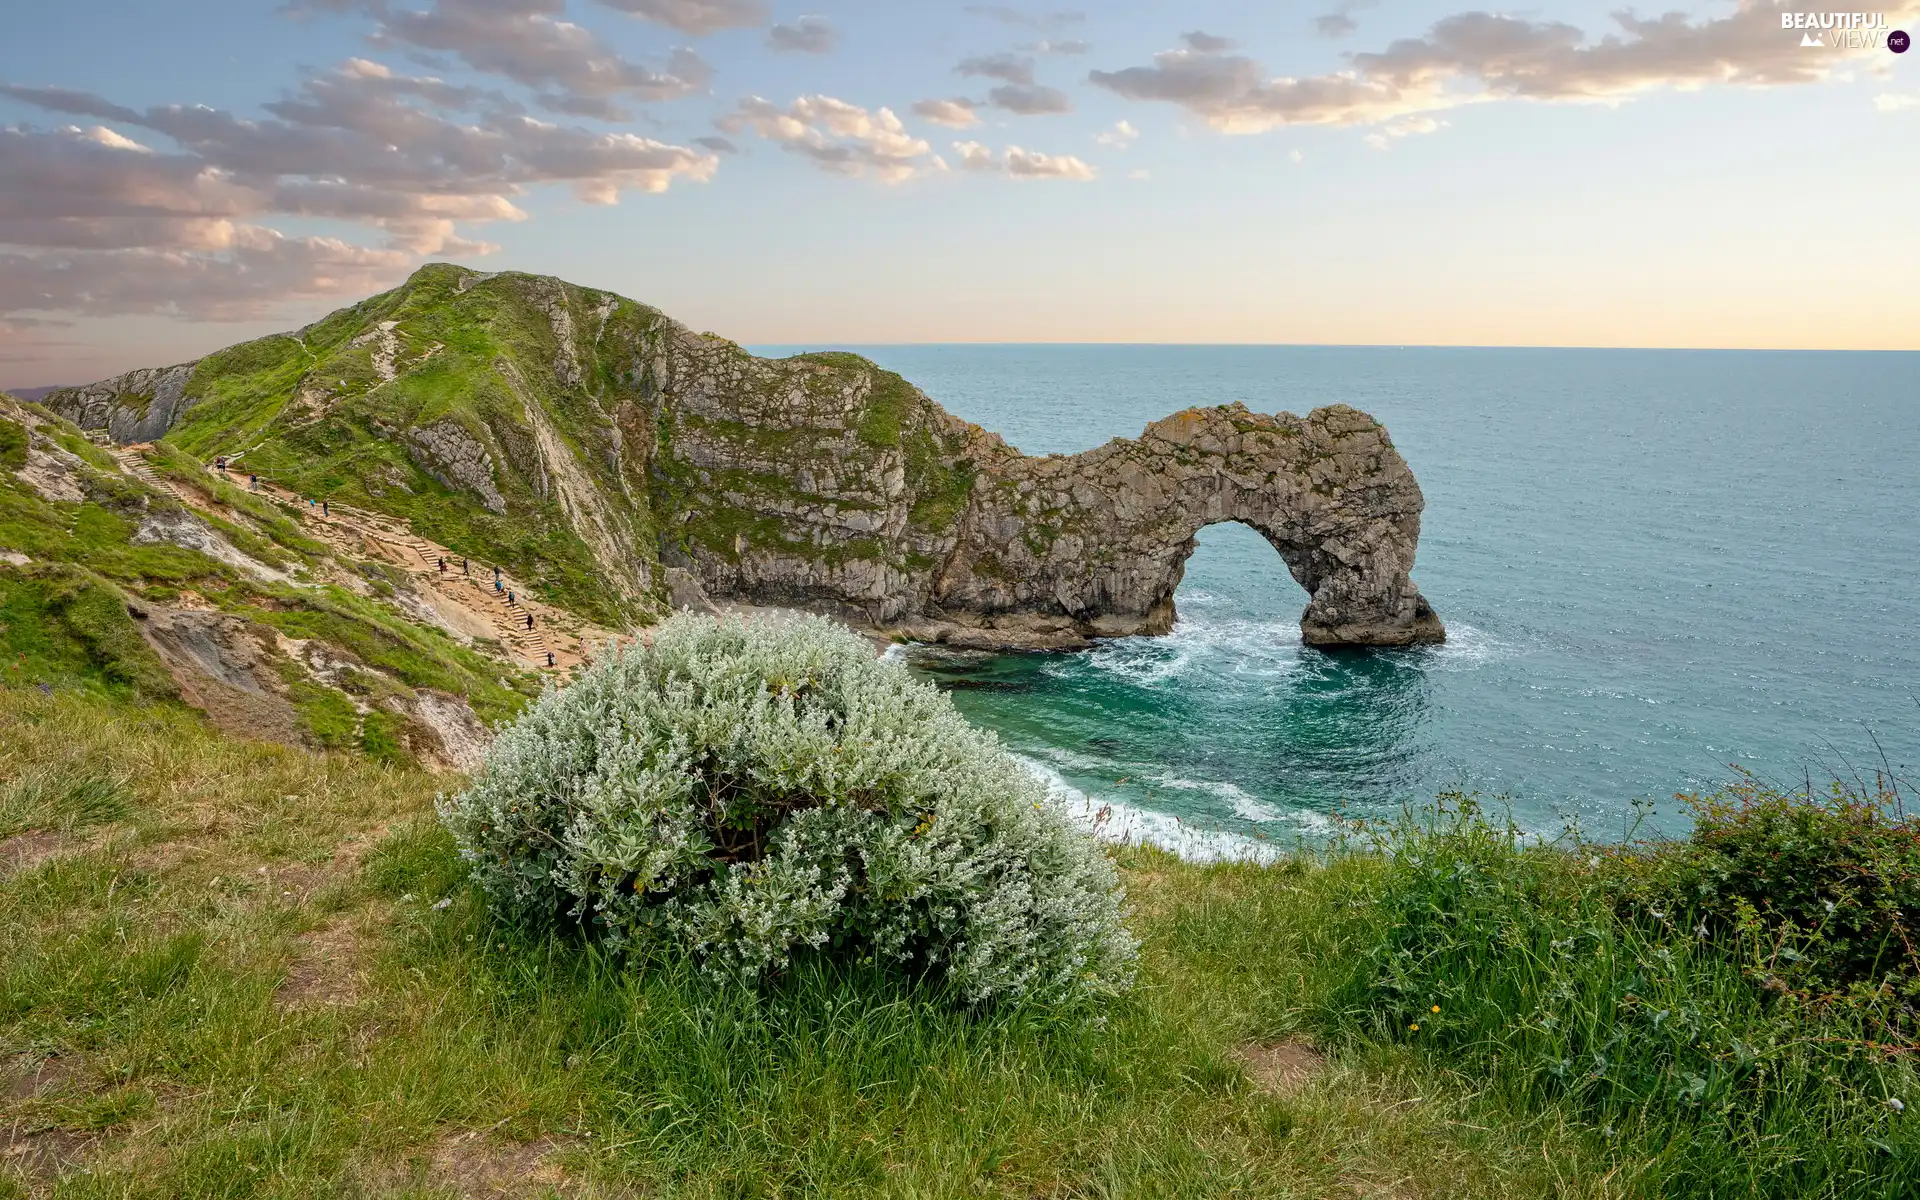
[439,614,1137,1005]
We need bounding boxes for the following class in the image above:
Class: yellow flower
[1409,1023,1420,1032]
[1431,1004,1441,1013]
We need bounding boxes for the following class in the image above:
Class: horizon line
[744,341,1920,354]
[9,340,1916,393]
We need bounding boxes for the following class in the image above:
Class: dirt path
[126,449,612,674]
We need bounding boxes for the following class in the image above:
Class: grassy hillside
[41,266,1024,634]
[164,267,660,629]
[0,395,539,769]
[4,686,1914,1198]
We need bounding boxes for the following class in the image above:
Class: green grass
[0,465,231,590]
[25,693,1908,1197]
[142,443,327,563]
[0,418,27,471]
[0,764,132,840]
[1332,795,1920,1197]
[0,564,179,702]
[155,270,646,628]
[11,688,1911,1195]
[1,690,1613,1199]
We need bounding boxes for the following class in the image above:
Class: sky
[2,0,1917,386]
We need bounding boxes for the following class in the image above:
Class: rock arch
[904,403,1445,650]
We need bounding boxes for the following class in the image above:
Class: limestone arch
[922,403,1445,649]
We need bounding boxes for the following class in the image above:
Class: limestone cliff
[44,265,1442,649]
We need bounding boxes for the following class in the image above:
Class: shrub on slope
[441,613,1137,1005]
[1335,790,1920,1198]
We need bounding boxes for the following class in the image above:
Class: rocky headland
[42,264,1442,650]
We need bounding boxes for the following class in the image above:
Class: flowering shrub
[440,613,1136,1005]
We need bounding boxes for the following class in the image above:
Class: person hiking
[546,651,555,668]
[525,612,534,631]
[321,500,328,517]
[249,473,258,490]
[461,558,468,574]
[494,579,503,593]
[508,589,515,604]
[437,557,445,573]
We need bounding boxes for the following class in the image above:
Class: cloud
[1006,145,1096,179]
[1024,39,1091,55]
[1,61,716,321]
[951,140,1095,180]
[958,52,1073,114]
[986,83,1073,115]
[357,0,712,120]
[964,6,1084,30]
[952,140,996,171]
[720,95,936,182]
[769,15,836,54]
[287,0,716,119]
[593,0,768,34]
[1314,0,1375,39]
[1362,115,1445,149]
[1289,148,1304,163]
[958,52,1037,86]
[912,97,981,128]
[1181,31,1237,53]
[1350,3,1866,96]
[0,229,420,322]
[1089,48,1424,132]
[1089,1,1896,135]
[1877,92,1920,111]
[1093,119,1138,148]
[694,134,739,152]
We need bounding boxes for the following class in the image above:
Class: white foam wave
[1016,756,1290,864]
[1142,771,1335,830]
[1421,621,1521,670]
[1082,610,1307,686]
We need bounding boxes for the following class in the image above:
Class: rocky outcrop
[655,365,1443,649]
[131,505,295,586]
[403,419,508,515]
[41,363,199,445]
[130,606,305,746]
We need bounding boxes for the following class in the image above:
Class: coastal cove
[752,345,1920,850]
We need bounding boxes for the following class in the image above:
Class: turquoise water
[755,346,1920,854]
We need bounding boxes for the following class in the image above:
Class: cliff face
[45,265,1442,649]
[42,364,199,445]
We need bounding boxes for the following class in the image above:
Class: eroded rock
[404,419,508,515]
[132,607,305,745]
[41,363,198,445]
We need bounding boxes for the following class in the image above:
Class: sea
[750,346,1920,859]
